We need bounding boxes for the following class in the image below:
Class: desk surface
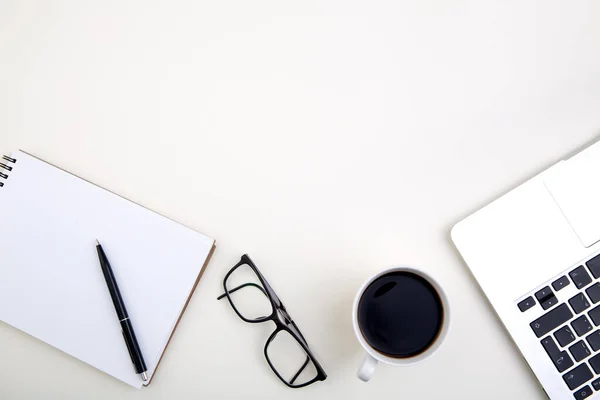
[1,1,600,399]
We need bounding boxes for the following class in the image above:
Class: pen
[96,240,148,382]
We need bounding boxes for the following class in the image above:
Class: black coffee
[358,271,443,358]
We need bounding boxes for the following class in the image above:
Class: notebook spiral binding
[0,155,16,187]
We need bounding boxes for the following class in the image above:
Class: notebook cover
[0,150,216,387]
[146,242,215,385]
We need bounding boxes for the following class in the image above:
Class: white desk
[1,1,599,399]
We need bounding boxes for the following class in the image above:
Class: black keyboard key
[553,275,571,291]
[569,293,591,314]
[586,330,600,351]
[541,295,559,310]
[535,286,559,311]
[589,305,600,326]
[574,385,593,399]
[571,266,593,289]
[587,254,600,279]
[518,296,536,312]
[535,286,557,310]
[553,351,574,373]
[563,364,593,390]
[542,336,561,355]
[569,341,592,362]
[587,283,600,304]
[591,378,600,391]
[540,300,558,312]
[531,304,573,338]
[590,354,600,374]
[542,336,574,372]
[573,316,594,336]
[536,286,553,301]
[556,326,577,347]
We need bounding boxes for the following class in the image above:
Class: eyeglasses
[217,254,327,388]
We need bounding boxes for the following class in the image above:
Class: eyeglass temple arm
[289,320,309,345]
[217,283,268,300]
[289,356,311,385]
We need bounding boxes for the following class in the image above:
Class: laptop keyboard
[520,253,600,399]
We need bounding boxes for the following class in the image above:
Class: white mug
[352,266,450,382]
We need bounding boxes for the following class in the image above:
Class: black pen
[96,240,148,382]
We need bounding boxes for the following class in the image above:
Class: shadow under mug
[352,266,451,382]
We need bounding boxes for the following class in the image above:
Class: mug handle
[357,353,378,382]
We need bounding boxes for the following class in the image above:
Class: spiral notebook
[0,150,215,388]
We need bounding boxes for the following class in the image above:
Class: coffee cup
[352,266,450,381]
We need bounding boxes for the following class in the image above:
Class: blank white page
[0,151,215,388]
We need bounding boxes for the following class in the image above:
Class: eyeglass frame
[217,254,327,388]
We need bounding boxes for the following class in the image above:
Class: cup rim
[352,265,451,367]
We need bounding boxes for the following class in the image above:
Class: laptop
[453,139,600,400]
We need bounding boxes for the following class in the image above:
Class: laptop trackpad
[545,142,600,248]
